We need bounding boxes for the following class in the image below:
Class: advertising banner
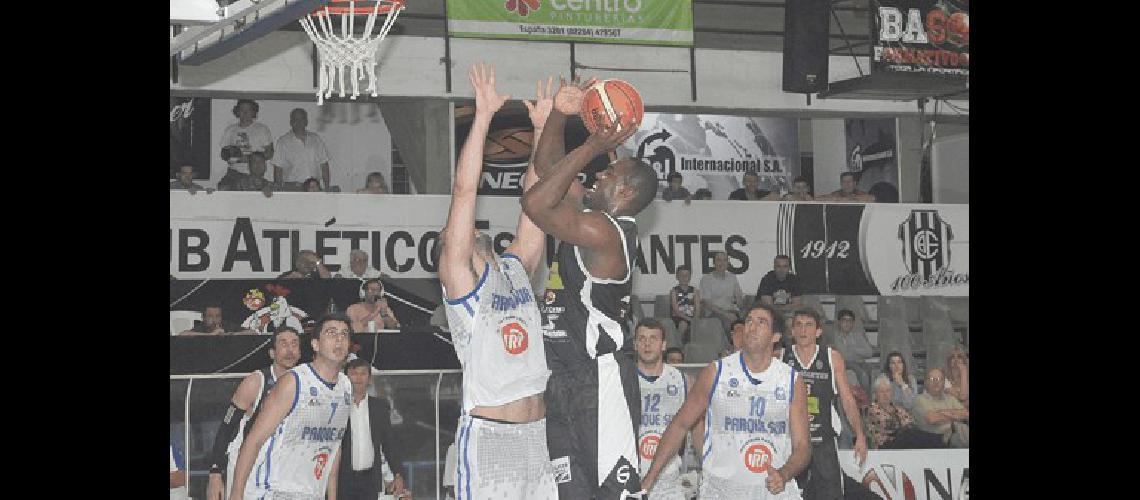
[171,193,968,297]
[840,449,969,500]
[871,0,969,76]
[845,118,899,203]
[446,0,693,46]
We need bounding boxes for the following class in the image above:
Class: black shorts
[545,352,642,499]
[798,432,844,500]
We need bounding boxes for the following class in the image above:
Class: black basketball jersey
[782,345,837,443]
[540,211,638,371]
[241,366,279,440]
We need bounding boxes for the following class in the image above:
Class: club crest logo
[893,209,969,292]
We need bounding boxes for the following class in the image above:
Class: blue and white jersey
[637,364,687,477]
[443,253,549,413]
[702,352,797,486]
[245,364,352,500]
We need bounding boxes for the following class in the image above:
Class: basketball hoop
[298,0,406,105]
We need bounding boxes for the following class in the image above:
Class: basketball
[580,79,644,135]
[483,127,534,163]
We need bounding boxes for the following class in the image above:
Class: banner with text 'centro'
[170,192,968,297]
[446,0,693,46]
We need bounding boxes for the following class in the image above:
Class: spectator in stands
[337,249,385,281]
[755,254,802,317]
[664,347,684,365]
[220,99,274,191]
[273,108,331,191]
[670,265,700,344]
[884,351,919,411]
[222,152,274,197]
[302,177,323,192]
[691,188,712,200]
[819,172,875,202]
[944,344,969,409]
[660,172,691,204]
[179,304,245,335]
[171,165,210,193]
[782,176,814,201]
[832,309,874,390]
[866,375,942,449]
[347,278,400,332]
[728,170,778,200]
[279,250,331,279]
[699,251,743,336]
[170,438,189,500]
[356,172,389,194]
[729,318,745,352]
[913,368,969,447]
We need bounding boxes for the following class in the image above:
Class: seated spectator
[660,172,691,204]
[818,172,875,202]
[832,309,874,390]
[302,177,323,192]
[691,188,712,200]
[782,176,814,201]
[356,172,390,194]
[944,344,969,409]
[669,265,700,344]
[729,319,744,352]
[179,304,246,335]
[866,375,943,449]
[913,368,969,447]
[699,251,743,336]
[221,152,274,197]
[278,250,331,279]
[664,347,684,365]
[728,170,779,200]
[347,278,401,332]
[170,165,207,193]
[884,351,920,411]
[754,254,802,317]
[337,249,385,280]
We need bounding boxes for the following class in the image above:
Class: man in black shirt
[755,254,802,319]
[728,170,778,200]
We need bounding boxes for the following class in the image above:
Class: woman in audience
[944,344,969,409]
[356,172,389,194]
[669,265,700,345]
[866,375,943,449]
[302,177,322,192]
[884,351,919,411]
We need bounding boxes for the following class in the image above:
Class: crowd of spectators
[651,171,888,204]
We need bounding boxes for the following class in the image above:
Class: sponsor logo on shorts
[501,321,529,355]
[552,456,572,484]
[742,440,774,474]
[639,433,661,461]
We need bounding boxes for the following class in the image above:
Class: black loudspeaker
[783,0,831,94]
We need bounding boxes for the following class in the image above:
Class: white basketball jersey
[245,364,352,499]
[637,364,687,478]
[703,352,797,486]
[443,253,549,412]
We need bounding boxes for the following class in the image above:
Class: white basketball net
[298,0,405,105]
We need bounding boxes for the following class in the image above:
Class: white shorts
[454,414,557,500]
[647,465,686,500]
[699,472,802,500]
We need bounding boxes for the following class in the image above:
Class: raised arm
[228,371,299,500]
[641,362,717,493]
[505,76,555,276]
[439,62,510,299]
[530,77,597,200]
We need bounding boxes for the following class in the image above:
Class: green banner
[446,0,693,46]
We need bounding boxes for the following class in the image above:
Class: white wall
[933,133,969,204]
[812,119,847,194]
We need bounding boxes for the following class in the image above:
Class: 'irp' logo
[742,442,773,473]
[313,448,331,479]
[501,321,529,355]
[893,209,968,292]
[505,0,540,16]
[639,433,660,461]
[862,464,916,500]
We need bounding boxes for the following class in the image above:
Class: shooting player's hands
[523,76,555,130]
[584,113,638,155]
[553,75,598,115]
[470,62,510,118]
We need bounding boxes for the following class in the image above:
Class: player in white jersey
[633,318,699,500]
[207,327,301,500]
[436,62,557,500]
[641,303,811,499]
[229,314,354,500]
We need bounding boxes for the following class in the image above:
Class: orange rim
[311,0,405,16]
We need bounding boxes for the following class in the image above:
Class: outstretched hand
[523,76,555,130]
[584,112,638,154]
[469,62,510,117]
[553,75,598,115]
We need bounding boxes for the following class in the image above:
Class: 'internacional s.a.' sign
[872,0,969,76]
[446,0,693,46]
[170,192,968,297]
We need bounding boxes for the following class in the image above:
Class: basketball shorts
[545,352,643,499]
[699,472,803,500]
[645,460,686,500]
[453,414,557,500]
[798,433,843,500]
